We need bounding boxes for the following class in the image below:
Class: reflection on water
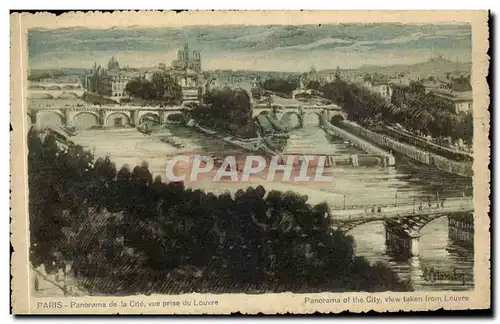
[349,217,474,291]
[71,125,474,291]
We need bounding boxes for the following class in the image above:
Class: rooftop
[432,89,472,101]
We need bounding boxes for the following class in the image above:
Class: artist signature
[422,267,469,285]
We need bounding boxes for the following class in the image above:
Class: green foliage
[193,88,258,138]
[125,73,182,103]
[262,78,298,94]
[306,80,321,91]
[28,130,410,293]
[450,75,472,92]
[320,79,473,144]
[125,78,155,100]
[97,75,113,96]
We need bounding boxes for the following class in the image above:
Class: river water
[70,119,474,291]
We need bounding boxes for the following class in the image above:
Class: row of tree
[28,129,410,294]
[320,79,473,144]
[124,72,183,104]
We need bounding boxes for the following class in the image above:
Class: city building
[169,43,204,102]
[422,79,452,93]
[143,63,167,82]
[364,80,393,101]
[389,82,411,106]
[172,43,202,73]
[82,57,135,99]
[433,90,473,114]
[371,83,392,101]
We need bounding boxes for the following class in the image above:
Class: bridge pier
[448,212,474,247]
[130,110,139,127]
[159,111,167,125]
[350,154,359,167]
[385,220,421,257]
[61,110,70,127]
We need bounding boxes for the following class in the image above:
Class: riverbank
[336,121,473,178]
[62,124,473,292]
[29,128,412,295]
[323,122,395,166]
[372,124,473,162]
[187,119,278,156]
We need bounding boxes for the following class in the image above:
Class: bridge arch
[330,113,346,125]
[334,213,453,234]
[415,214,449,233]
[72,111,100,130]
[165,112,184,124]
[280,111,302,129]
[138,112,161,125]
[56,92,81,100]
[105,112,132,127]
[337,218,384,233]
[36,110,65,130]
[302,111,322,127]
[252,108,270,118]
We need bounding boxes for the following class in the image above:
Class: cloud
[276,37,353,51]
[28,24,472,71]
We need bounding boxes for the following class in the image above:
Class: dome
[108,56,120,71]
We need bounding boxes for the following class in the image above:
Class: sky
[28,24,472,72]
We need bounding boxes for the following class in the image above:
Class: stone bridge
[28,89,86,100]
[252,103,346,128]
[330,198,474,258]
[27,104,190,130]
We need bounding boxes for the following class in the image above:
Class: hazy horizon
[28,24,472,73]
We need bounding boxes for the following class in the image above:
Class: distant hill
[349,57,471,80]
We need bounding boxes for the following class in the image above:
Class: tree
[306,80,321,91]
[320,79,471,144]
[28,129,410,294]
[125,73,182,103]
[262,78,298,95]
[151,72,183,103]
[125,77,155,100]
[198,88,257,138]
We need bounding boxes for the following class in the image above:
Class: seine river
[69,117,474,292]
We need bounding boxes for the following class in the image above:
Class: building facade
[364,81,393,101]
[83,57,134,99]
[169,43,204,102]
[172,43,202,73]
[433,90,473,114]
[82,45,205,103]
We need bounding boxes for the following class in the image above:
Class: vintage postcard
[10,11,490,314]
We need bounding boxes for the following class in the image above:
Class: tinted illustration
[27,23,475,297]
